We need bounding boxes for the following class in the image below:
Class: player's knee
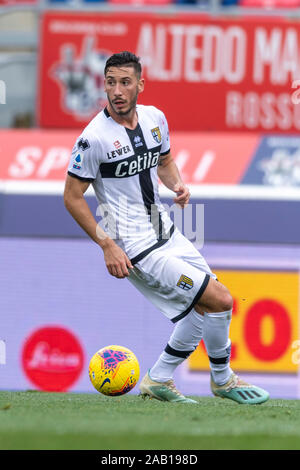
[198,290,233,314]
[195,278,233,314]
[218,292,233,312]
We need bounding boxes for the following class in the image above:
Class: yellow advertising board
[188,270,299,373]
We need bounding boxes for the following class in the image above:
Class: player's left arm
[157,152,190,208]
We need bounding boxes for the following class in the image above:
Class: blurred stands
[0,9,37,127]
[240,0,300,6]
[108,0,174,4]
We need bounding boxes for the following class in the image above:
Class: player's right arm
[64,156,133,279]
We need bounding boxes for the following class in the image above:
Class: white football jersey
[68,104,174,263]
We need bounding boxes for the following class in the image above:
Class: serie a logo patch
[73,153,84,170]
[177,275,194,290]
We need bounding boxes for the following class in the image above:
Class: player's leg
[140,308,203,403]
[129,243,208,403]
[195,277,269,404]
[142,278,234,403]
[194,277,234,386]
[150,308,203,382]
[131,228,269,404]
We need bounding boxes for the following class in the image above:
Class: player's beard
[108,87,139,116]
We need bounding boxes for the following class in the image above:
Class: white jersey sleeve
[157,109,170,155]
[68,132,101,181]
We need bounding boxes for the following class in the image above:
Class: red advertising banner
[39,12,300,133]
[0,129,257,185]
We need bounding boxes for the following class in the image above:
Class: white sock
[202,310,233,386]
[150,309,203,382]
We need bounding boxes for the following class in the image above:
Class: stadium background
[1,0,300,400]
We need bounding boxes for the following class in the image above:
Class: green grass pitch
[0,390,299,450]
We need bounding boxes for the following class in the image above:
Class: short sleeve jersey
[67,104,174,263]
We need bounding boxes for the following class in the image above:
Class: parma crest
[151,127,162,144]
[177,275,194,291]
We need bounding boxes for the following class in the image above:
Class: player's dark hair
[104,51,142,78]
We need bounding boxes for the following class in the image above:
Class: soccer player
[64,51,269,405]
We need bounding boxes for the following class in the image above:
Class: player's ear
[138,78,145,94]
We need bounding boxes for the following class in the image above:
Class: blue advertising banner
[241,136,300,186]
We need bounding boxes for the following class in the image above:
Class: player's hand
[173,183,190,209]
[102,240,133,279]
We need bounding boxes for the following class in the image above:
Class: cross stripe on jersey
[125,124,167,242]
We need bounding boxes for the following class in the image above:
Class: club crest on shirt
[73,153,84,170]
[151,127,162,144]
[176,275,194,290]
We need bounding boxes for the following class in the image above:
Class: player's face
[104,66,144,117]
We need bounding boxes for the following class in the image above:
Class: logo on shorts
[151,127,161,144]
[177,275,194,290]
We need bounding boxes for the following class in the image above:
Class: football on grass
[89,345,140,396]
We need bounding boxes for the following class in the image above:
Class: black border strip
[130,224,174,265]
[208,355,230,364]
[165,343,194,359]
[67,171,95,182]
[171,273,211,323]
[208,343,231,364]
[160,148,170,156]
